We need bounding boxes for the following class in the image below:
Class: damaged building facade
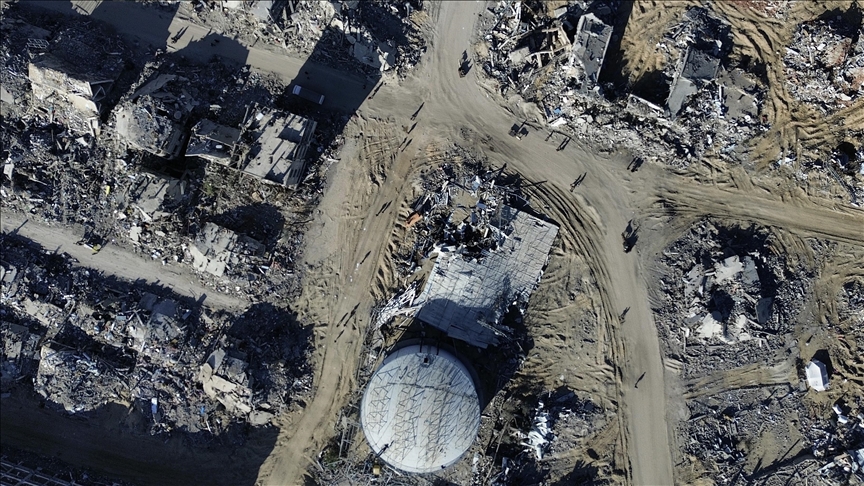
[27,25,129,136]
[114,75,196,160]
[187,108,317,188]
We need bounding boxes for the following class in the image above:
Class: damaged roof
[414,206,558,348]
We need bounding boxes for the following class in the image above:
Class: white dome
[360,344,480,473]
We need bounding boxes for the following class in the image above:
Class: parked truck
[292,85,325,105]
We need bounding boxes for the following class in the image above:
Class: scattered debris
[0,232,313,435]
[783,11,864,114]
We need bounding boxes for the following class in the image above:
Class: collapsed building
[654,220,811,374]
[26,25,129,136]
[114,75,197,160]
[784,12,864,113]
[187,108,317,188]
[483,2,614,98]
[664,8,731,117]
[570,13,612,94]
[127,171,188,224]
[0,233,312,433]
[188,222,265,278]
[414,205,559,348]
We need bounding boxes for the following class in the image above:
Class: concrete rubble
[783,12,864,114]
[679,385,864,484]
[653,219,811,376]
[113,74,195,160]
[1,232,313,436]
[1,5,331,303]
[478,2,862,204]
[185,0,427,76]
[653,219,864,484]
[188,107,318,188]
[22,22,130,137]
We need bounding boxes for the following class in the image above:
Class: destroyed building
[784,12,864,113]
[653,220,812,376]
[665,8,730,117]
[482,2,615,98]
[186,119,243,166]
[26,25,128,136]
[1,233,311,432]
[114,75,196,160]
[187,109,317,188]
[127,171,188,224]
[198,347,255,417]
[570,13,612,93]
[188,222,265,278]
[414,205,558,348]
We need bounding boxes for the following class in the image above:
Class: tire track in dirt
[520,180,632,478]
[260,116,409,485]
[620,0,697,83]
[682,361,798,399]
[655,180,864,245]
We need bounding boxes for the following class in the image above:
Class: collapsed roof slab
[186,119,242,165]
[414,206,559,348]
[571,13,613,92]
[244,112,317,187]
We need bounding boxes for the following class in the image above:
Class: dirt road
[12,2,864,485]
[1,212,246,310]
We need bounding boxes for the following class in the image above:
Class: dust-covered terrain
[2,1,863,485]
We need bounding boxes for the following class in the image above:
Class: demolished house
[414,204,558,349]
[114,75,196,160]
[371,156,560,349]
[569,13,612,93]
[187,109,317,188]
[188,222,265,277]
[784,12,864,113]
[27,26,127,136]
[186,119,243,166]
[128,172,187,224]
[665,9,730,117]
[0,232,311,430]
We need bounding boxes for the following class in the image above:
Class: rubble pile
[394,147,533,277]
[517,391,605,461]
[838,280,864,328]
[184,0,427,76]
[478,4,767,168]
[679,384,864,484]
[483,388,610,485]
[0,233,314,436]
[0,7,135,136]
[784,13,864,114]
[652,220,811,378]
[1,11,319,301]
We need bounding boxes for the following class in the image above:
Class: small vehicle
[292,85,324,105]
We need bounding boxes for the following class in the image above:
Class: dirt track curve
[9,2,864,485]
